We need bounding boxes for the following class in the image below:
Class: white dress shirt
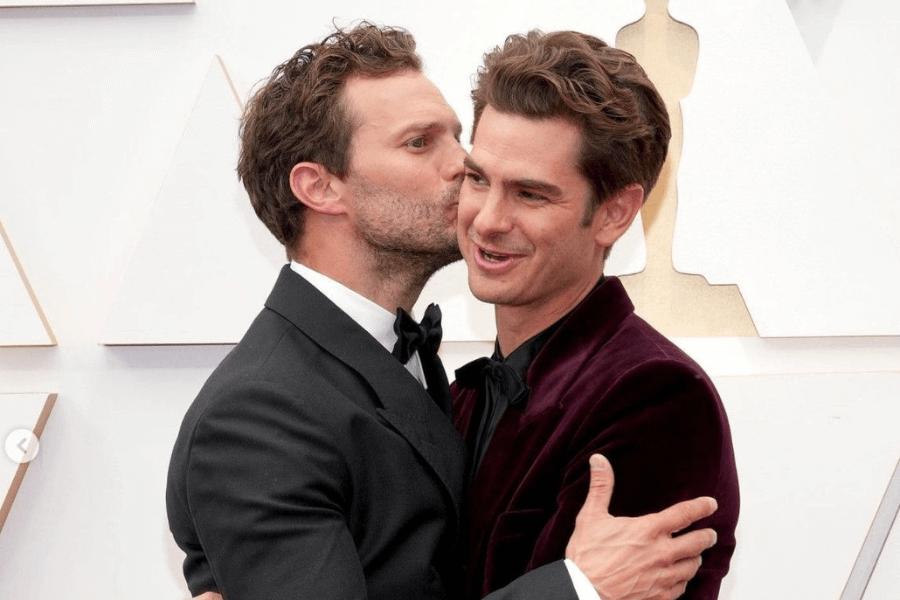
[290,261,427,387]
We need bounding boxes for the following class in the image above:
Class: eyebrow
[463,156,483,174]
[395,120,463,141]
[464,156,563,198]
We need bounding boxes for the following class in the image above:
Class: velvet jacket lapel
[456,278,634,431]
[523,278,636,420]
[264,265,466,523]
[454,278,636,519]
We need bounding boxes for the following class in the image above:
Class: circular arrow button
[5,429,40,464]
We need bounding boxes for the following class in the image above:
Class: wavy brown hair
[471,30,670,218]
[237,22,422,257]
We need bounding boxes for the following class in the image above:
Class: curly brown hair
[237,22,422,257]
[471,30,670,218]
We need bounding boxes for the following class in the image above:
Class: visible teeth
[482,250,509,262]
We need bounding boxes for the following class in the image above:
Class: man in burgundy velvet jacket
[453,31,740,600]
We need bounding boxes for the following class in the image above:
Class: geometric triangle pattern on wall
[785,0,846,62]
[0,393,57,533]
[843,454,900,600]
[861,504,900,599]
[101,56,285,345]
[0,222,56,347]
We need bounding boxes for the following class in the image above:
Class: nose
[470,188,513,237]
[441,139,467,182]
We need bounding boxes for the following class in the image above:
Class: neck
[495,271,604,356]
[294,221,431,313]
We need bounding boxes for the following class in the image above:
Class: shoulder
[529,315,732,454]
[168,306,380,483]
[588,311,712,386]
[536,311,714,400]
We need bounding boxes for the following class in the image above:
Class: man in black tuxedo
[166,22,717,600]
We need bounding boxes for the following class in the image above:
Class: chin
[467,277,504,305]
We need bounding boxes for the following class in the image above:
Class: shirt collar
[290,261,398,354]
[494,321,561,381]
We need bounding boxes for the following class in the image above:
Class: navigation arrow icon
[5,429,40,464]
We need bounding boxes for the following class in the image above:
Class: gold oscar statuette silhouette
[616,0,757,337]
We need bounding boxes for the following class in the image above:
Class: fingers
[668,526,717,563]
[661,580,689,600]
[581,454,614,517]
[671,554,703,585]
[656,496,717,534]
[193,593,224,600]
[653,556,701,600]
[566,454,614,562]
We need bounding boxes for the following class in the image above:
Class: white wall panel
[101,57,284,344]
[669,0,900,336]
[863,501,900,600]
[0,224,55,346]
[716,373,900,600]
[0,393,56,531]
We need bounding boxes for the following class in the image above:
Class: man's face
[458,105,607,317]
[342,71,465,272]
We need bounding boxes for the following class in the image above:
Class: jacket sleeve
[180,380,368,600]
[483,561,578,600]
[525,359,739,600]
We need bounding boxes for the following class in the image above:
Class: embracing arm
[482,455,716,600]
[172,382,368,600]
[189,458,716,600]
[564,454,718,600]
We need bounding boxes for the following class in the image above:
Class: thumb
[582,454,614,517]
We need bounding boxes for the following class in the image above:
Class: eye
[518,189,546,202]
[465,171,487,186]
[407,137,429,149]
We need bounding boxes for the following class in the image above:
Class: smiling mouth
[480,248,511,263]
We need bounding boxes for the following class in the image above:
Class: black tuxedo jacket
[167,265,575,600]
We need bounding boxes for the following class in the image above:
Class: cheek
[527,224,571,262]
[456,196,477,233]
[456,213,474,250]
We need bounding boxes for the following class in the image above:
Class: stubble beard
[353,180,463,288]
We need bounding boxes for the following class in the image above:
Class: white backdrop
[1,0,899,598]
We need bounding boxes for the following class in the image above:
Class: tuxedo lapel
[264,265,466,521]
[423,353,452,418]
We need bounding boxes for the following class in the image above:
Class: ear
[289,162,348,216]
[593,184,644,248]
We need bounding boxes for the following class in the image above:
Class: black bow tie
[455,356,530,408]
[392,304,442,364]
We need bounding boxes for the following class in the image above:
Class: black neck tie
[392,303,442,364]
[455,357,530,408]
[456,356,531,482]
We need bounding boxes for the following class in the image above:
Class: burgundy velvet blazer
[452,277,740,600]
